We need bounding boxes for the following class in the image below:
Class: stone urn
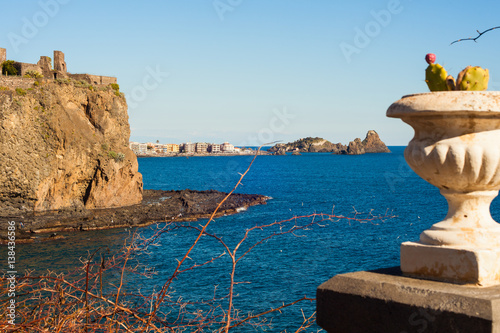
[387,91,500,286]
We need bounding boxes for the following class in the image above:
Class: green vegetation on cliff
[1,60,17,76]
[288,137,328,150]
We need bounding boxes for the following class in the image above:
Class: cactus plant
[425,54,449,91]
[456,66,489,91]
[426,63,449,91]
[424,54,489,92]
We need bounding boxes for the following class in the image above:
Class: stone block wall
[0,76,36,90]
[37,56,53,78]
[54,50,67,72]
[68,73,96,84]
[15,62,43,77]
[100,75,118,85]
[69,73,117,85]
[0,48,6,64]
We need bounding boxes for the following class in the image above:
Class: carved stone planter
[387,91,500,286]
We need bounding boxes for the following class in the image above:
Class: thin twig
[451,26,500,45]
[225,297,314,330]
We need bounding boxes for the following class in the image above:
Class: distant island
[268,130,390,155]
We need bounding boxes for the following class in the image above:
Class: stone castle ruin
[0,47,117,86]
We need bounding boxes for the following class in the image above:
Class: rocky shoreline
[0,189,268,243]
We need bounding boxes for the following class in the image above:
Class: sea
[6,146,500,331]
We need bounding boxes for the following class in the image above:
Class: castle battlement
[0,48,117,86]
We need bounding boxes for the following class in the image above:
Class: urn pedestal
[316,92,500,333]
[387,91,500,286]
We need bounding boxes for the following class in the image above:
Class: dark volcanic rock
[0,189,268,243]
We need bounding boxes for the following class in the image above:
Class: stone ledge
[317,267,500,333]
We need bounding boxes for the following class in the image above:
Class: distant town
[129,141,268,157]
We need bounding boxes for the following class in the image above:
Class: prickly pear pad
[425,63,449,92]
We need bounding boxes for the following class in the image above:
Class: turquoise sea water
[7,147,500,331]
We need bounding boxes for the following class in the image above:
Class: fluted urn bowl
[387,91,500,248]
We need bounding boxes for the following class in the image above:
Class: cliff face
[0,80,143,216]
[345,130,391,155]
[361,130,391,153]
[346,138,365,155]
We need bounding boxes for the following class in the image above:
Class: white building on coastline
[129,141,239,155]
[195,142,208,153]
[129,142,148,155]
[182,142,195,153]
[221,142,234,152]
[209,144,221,153]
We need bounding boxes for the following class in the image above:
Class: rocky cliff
[0,79,143,216]
[269,137,346,154]
[268,130,390,155]
[361,130,391,153]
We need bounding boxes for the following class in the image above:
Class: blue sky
[2,0,500,145]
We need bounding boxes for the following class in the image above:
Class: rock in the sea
[330,143,347,154]
[346,138,365,155]
[268,137,346,154]
[271,144,287,155]
[268,131,389,155]
[345,130,391,155]
[362,130,391,153]
[0,81,143,216]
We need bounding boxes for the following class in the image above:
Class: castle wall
[69,73,117,85]
[1,48,117,85]
[37,56,52,78]
[14,62,43,77]
[0,48,6,64]
[100,75,117,85]
[0,76,36,90]
[68,73,94,84]
[53,50,67,73]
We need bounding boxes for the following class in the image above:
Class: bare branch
[225,296,314,331]
[451,26,500,45]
